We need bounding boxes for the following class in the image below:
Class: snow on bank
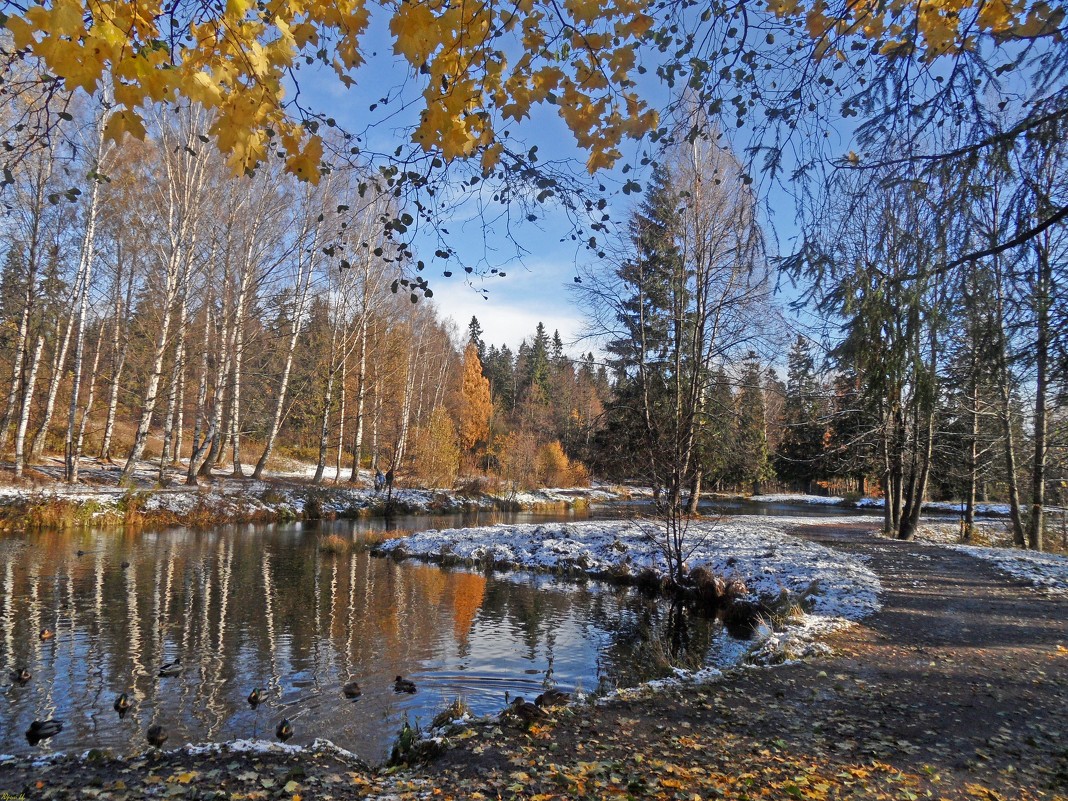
[951,545,1068,597]
[750,493,846,505]
[751,493,1011,517]
[377,516,882,668]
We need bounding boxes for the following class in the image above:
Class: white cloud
[429,266,592,355]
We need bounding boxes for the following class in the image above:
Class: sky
[294,8,815,358]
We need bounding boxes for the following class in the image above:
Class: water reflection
[0,517,721,762]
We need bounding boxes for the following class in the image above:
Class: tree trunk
[335,356,347,484]
[64,110,109,482]
[30,259,81,461]
[963,358,979,542]
[253,238,314,480]
[100,245,135,462]
[70,319,106,483]
[1027,239,1051,552]
[120,280,176,481]
[348,314,369,483]
[313,366,337,484]
[13,337,45,479]
[186,306,215,485]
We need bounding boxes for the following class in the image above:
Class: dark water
[0,512,725,762]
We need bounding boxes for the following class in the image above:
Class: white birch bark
[65,100,112,481]
[121,110,209,482]
[13,336,44,478]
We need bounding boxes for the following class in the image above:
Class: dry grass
[318,533,351,554]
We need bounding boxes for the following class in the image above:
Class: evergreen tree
[523,322,551,397]
[775,336,828,493]
[732,353,773,493]
[467,315,485,363]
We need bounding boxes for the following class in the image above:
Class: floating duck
[276,718,293,742]
[26,720,63,746]
[248,688,264,707]
[10,668,31,684]
[534,689,570,708]
[146,724,168,748]
[121,561,131,569]
[342,681,362,699]
[393,675,416,693]
[114,693,131,715]
[509,697,547,725]
[158,658,182,677]
[39,628,54,640]
[76,550,86,557]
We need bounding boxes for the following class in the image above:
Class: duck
[342,681,362,699]
[26,720,63,746]
[158,658,182,677]
[114,693,131,715]
[121,561,131,569]
[247,688,264,708]
[39,628,54,641]
[534,689,571,708]
[508,696,547,726]
[146,724,168,748]
[10,668,31,684]
[393,675,416,694]
[276,718,293,742]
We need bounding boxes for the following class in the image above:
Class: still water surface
[0,508,730,762]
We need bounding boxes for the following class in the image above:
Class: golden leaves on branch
[5,0,658,180]
[769,0,1063,62]
[5,0,367,181]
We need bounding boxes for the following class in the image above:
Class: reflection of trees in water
[588,590,715,695]
[0,526,712,756]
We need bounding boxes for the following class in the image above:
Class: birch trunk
[100,245,135,461]
[1,155,51,453]
[1027,236,1051,552]
[30,269,81,460]
[335,356,346,483]
[348,313,369,483]
[121,112,208,482]
[253,206,316,479]
[186,306,214,485]
[13,337,45,478]
[64,104,111,482]
[71,319,106,482]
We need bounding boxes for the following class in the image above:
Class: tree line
[0,97,614,490]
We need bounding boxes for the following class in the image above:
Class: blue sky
[294,12,814,357]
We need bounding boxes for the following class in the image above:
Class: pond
[1,510,733,763]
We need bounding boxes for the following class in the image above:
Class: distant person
[374,469,384,493]
[385,468,394,491]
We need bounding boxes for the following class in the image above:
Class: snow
[750,493,846,505]
[750,493,1012,517]
[951,544,1068,596]
[377,515,884,668]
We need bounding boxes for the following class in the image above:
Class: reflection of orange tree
[448,571,487,647]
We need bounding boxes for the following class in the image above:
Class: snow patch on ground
[951,544,1068,596]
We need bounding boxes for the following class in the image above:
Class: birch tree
[120,108,211,482]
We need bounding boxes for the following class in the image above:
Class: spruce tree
[775,336,828,493]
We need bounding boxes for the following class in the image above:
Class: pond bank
[0,459,631,531]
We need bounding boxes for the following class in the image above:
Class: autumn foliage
[458,343,492,456]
